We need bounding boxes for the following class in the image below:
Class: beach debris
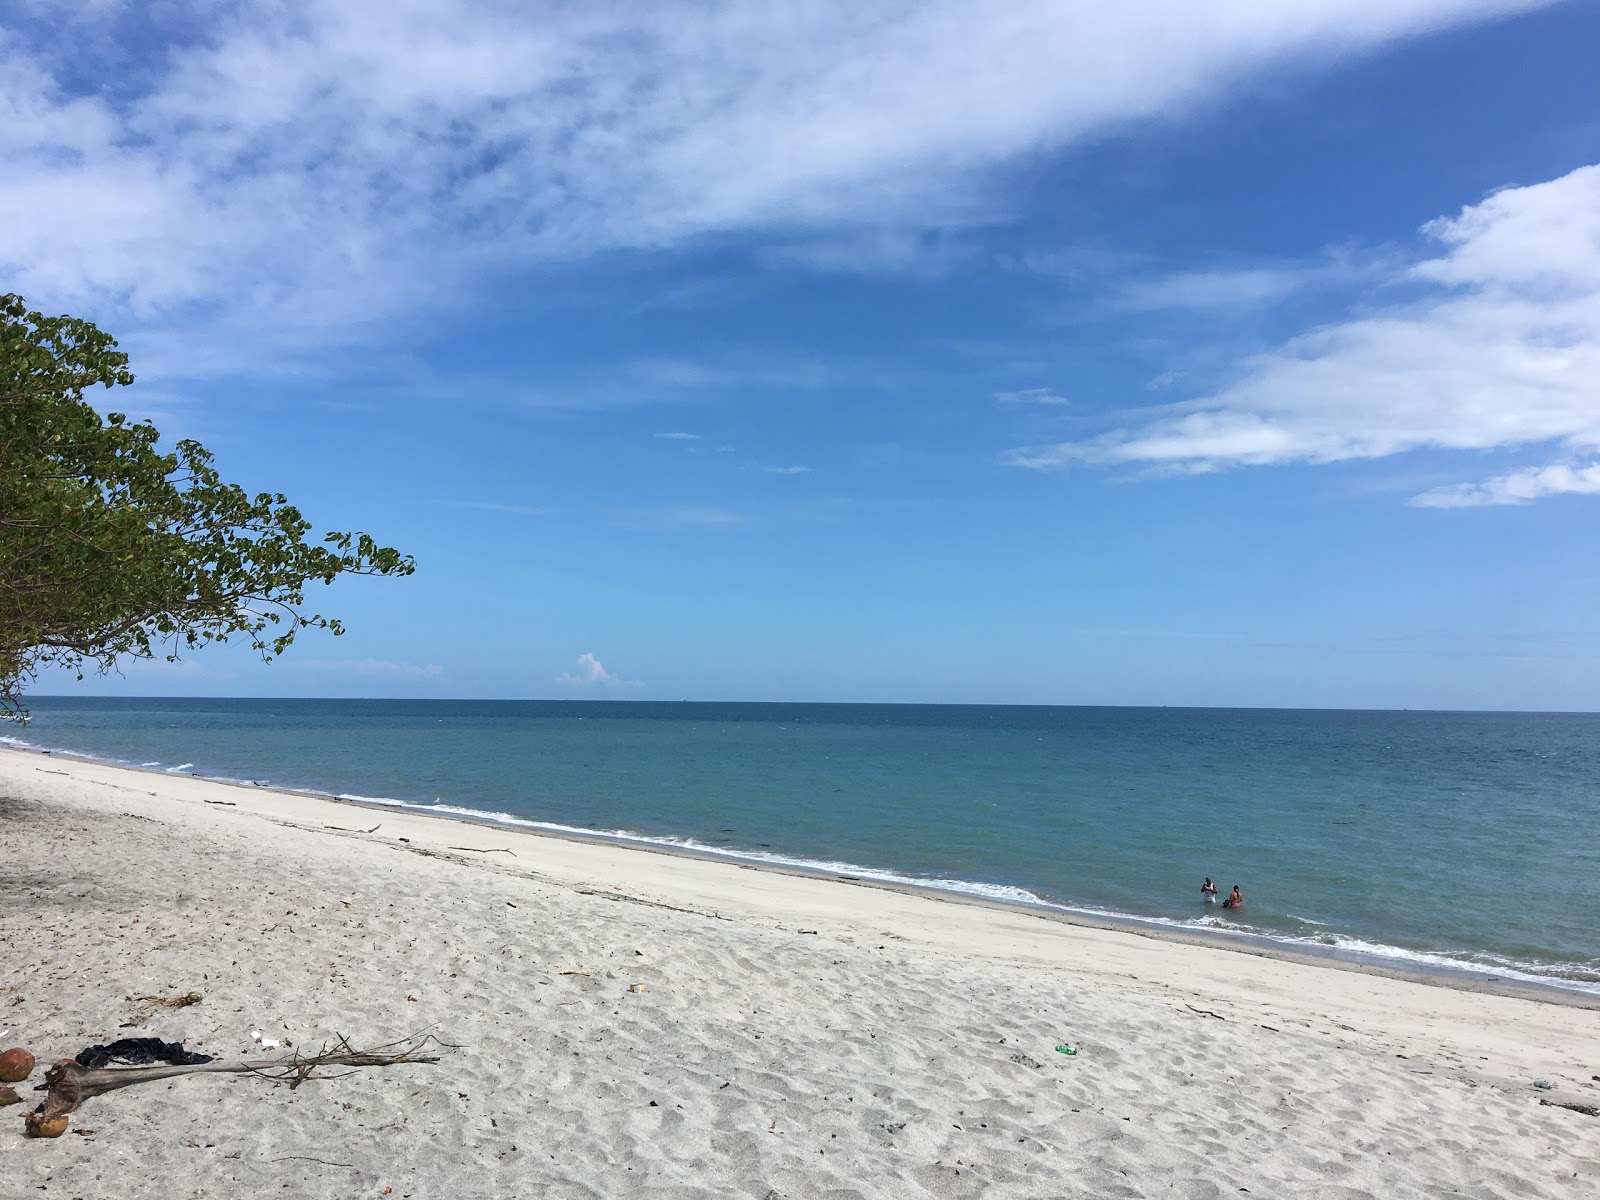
[75,1039,212,1070]
[1531,1079,1553,1090]
[129,990,202,1014]
[1185,1005,1227,1020]
[1541,1098,1600,1117]
[1008,1052,1042,1069]
[628,983,646,993]
[0,1047,34,1082]
[448,845,517,857]
[1055,1044,1078,1056]
[24,1111,68,1138]
[250,1030,280,1050]
[23,1033,444,1136]
[202,800,236,806]
[0,1087,21,1106]
[324,823,382,833]
[556,970,591,977]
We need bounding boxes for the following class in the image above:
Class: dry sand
[2,746,1597,1198]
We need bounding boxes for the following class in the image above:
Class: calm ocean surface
[7,698,1598,993]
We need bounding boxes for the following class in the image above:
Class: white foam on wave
[1157,912,1600,996]
[341,795,1049,907]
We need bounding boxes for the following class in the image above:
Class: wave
[6,733,1598,997]
[332,792,1600,995]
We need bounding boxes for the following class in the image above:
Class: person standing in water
[1224,885,1243,909]
[1201,878,1218,904]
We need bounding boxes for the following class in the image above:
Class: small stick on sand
[324,823,382,833]
[1185,1005,1227,1020]
[128,990,202,1009]
[448,846,517,857]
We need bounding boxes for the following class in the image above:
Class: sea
[6,697,1598,995]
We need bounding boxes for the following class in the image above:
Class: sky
[5,0,1600,710]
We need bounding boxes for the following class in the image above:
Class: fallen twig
[1185,1005,1227,1020]
[556,970,591,977]
[575,888,710,917]
[448,846,516,857]
[324,823,382,834]
[129,991,202,1009]
[28,1033,443,1130]
[203,800,236,807]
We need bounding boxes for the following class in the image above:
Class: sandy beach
[2,746,1596,1198]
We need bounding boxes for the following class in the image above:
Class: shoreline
[5,742,1599,1197]
[7,741,1595,1009]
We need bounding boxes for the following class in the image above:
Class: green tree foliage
[0,294,414,716]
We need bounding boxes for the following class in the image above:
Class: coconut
[0,1047,35,1083]
[25,1111,69,1138]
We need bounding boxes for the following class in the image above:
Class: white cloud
[1106,252,1393,312]
[1412,462,1600,508]
[555,652,639,688]
[1007,164,1600,504]
[763,465,812,475]
[994,387,1071,407]
[1113,267,1310,311]
[653,431,701,441]
[0,0,1551,373]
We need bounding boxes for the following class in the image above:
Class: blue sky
[6,0,1600,709]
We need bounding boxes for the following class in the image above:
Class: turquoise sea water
[7,698,1599,993]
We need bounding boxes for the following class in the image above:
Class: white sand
[2,746,1597,1198]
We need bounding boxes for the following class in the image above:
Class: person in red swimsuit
[1223,885,1243,909]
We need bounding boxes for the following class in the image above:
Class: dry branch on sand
[24,1033,444,1138]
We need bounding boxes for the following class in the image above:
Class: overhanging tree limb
[1,294,414,716]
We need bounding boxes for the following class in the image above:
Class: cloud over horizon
[555,653,639,689]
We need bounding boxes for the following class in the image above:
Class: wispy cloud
[994,387,1071,407]
[554,653,641,689]
[0,0,1550,374]
[444,500,548,517]
[1412,462,1600,508]
[653,431,701,441]
[1007,163,1600,505]
[763,465,813,475]
[1105,252,1392,313]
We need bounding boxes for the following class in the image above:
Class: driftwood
[30,1034,443,1130]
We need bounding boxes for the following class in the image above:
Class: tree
[0,294,414,716]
